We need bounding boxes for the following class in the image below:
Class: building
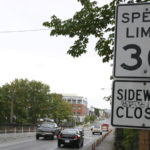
[88,106,95,116]
[62,94,87,122]
[88,106,110,120]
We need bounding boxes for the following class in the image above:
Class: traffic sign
[114,3,150,78]
[111,80,150,129]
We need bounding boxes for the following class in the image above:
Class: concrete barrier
[91,129,112,150]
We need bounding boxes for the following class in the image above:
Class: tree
[0,86,11,123]
[49,93,73,125]
[0,79,51,124]
[94,108,100,117]
[84,116,90,124]
[90,115,96,122]
[26,80,51,124]
[43,0,150,62]
[0,79,73,125]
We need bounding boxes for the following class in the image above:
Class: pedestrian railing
[0,124,37,134]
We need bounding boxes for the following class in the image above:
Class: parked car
[101,123,109,131]
[92,124,102,135]
[36,122,61,140]
[57,128,84,148]
[74,126,84,136]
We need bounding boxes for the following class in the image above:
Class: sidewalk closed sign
[114,3,150,78]
[112,81,150,128]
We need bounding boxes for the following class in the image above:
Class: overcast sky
[0,0,112,109]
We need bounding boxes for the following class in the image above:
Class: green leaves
[43,0,150,62]
[68,36,88,57]
[49,93,72,124]
[0,79,51,124]
[123,129,138,149]
[43,0,114,62]
[0,79,73,125]
[94,108,100,117]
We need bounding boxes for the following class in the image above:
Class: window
[77,112,80,115]
[72,100,76,104]
[68,100,71,103]
[77,100,82,104]
[83,100,87,105]
[78,106,81,109]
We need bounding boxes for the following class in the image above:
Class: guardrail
[91,129,112,150]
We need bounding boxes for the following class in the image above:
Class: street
[0,120,111,150]
[0,129,101,150]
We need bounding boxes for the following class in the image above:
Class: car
[74,126,84,136]
[101,123,109,131]
[36,122,61,140]
[92,124,102,135]
[57,128,84,148]
[90,125,94,131]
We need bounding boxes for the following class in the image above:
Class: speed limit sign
[114,3,150,78]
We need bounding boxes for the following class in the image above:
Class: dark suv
[36,122,61,140]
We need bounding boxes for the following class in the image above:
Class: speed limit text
[122,9,150,38]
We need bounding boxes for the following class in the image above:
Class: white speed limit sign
[114,3,150,78]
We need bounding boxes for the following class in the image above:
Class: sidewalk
[95,128,115,150]
[0,132,35,146]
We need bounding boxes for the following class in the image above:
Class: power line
[0,28,50,34]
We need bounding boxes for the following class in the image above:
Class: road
[0,119,111,150]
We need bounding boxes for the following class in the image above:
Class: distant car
[36,122,61,140]
[92,124,102,135]
[57,128,84,148]
[101,123,109,131]
[74,126,84,136]
[90,125,94,131]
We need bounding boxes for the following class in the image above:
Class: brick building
[62,94,87,122]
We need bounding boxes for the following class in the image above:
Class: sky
[0,0,112,109]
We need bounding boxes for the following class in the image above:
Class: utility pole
[10,97,14,123]
[9,88,15,124]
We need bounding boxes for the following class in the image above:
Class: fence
[0,124,37,134]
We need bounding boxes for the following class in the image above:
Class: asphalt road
[0,129,101,150]
[0,119,111,150]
